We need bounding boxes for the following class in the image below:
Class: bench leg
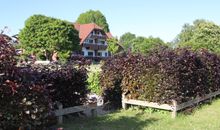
[122,102,127,109]
[91,109,97,117]
[58,115,63,124]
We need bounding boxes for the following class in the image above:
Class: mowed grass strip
[58,98,220,130]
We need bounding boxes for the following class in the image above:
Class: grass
[58,98,220,130]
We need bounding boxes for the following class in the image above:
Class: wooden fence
[122,90,220,118]
[54,103,98,124]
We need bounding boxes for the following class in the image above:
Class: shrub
[101,47,220,107]
[88,71,101,95]
[122,48,220,104]
[29,63,89,108]
[0,37,55,129]
[100,53,127,108]
[0,79,54,130]
[0,36,16,75]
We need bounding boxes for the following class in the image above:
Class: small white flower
[33,108,38,113]
[25,110,30,114]
[26,101,32,105]
[31,114,36,119]
[22,98,27,103]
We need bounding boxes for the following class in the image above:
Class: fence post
[58,103,63,124]
[171,100,177,118]
[91,108,97,117]
[122,93,127,109]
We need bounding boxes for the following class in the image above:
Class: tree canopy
[19,14,80,60]
[131,36,166,54]
[119,32,136,51]
[76,10,110,32]
[119,32,166,54]
[107,38,121,55]
[176,19,220,54]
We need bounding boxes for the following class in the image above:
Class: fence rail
[54,103,98,124]
[122,89,220,118]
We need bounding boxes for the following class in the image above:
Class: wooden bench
[54,103,98,124]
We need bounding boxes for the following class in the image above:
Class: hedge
[100,47,220,107]
[0,37,89,129]
[28,63,88,108]
[0,37,55,129]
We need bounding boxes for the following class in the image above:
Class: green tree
[131,36,166,54]
[119,32,136,51]
[76,10,110,32]
[19,14,80,60]
[107,38,120,55]
[176,19,220,54]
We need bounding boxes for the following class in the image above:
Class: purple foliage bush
[0,35,89,129]
[0,36,55,129]
[100,47,220,107]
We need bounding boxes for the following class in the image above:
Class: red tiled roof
[106,32,113,39]
[74,23,112,44]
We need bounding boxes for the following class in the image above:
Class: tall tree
[119,32,136,51]
[76,10,110,32]
[131,36,166,54]
[19,14,80,60]
[176,19,220,54]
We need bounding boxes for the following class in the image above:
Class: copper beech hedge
[0,36,89,129]
[100,47,220,108]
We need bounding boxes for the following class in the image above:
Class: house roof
[74,23,113,44]
[106,32,113,39]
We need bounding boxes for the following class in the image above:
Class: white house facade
[74,23,113,58]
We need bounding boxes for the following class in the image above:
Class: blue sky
[1,0,220,42]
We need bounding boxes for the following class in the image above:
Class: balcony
[83,43,107,50]
[90,34,107,39]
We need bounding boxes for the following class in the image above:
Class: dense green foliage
[131,36,166,54]
[107,38,120,55]
[76,10,110,32]
[101,47,220,107]
[176,19,220,54]
[19,14,80,60]
[88,71,101,95]
[119,32,166,54]
[119,32,136,51]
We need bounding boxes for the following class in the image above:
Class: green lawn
[58,98,220,130]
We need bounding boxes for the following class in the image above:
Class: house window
[105,52,108,57]
[85,39,89,43]
[95,38,98,43]
[88,52,93,56]
[82,51,84,56]
[97,52,102,57]
[89,39,93,43]
[86,47,90,50]
[100,41,105,44]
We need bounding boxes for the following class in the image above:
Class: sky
[1,0,220,42]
